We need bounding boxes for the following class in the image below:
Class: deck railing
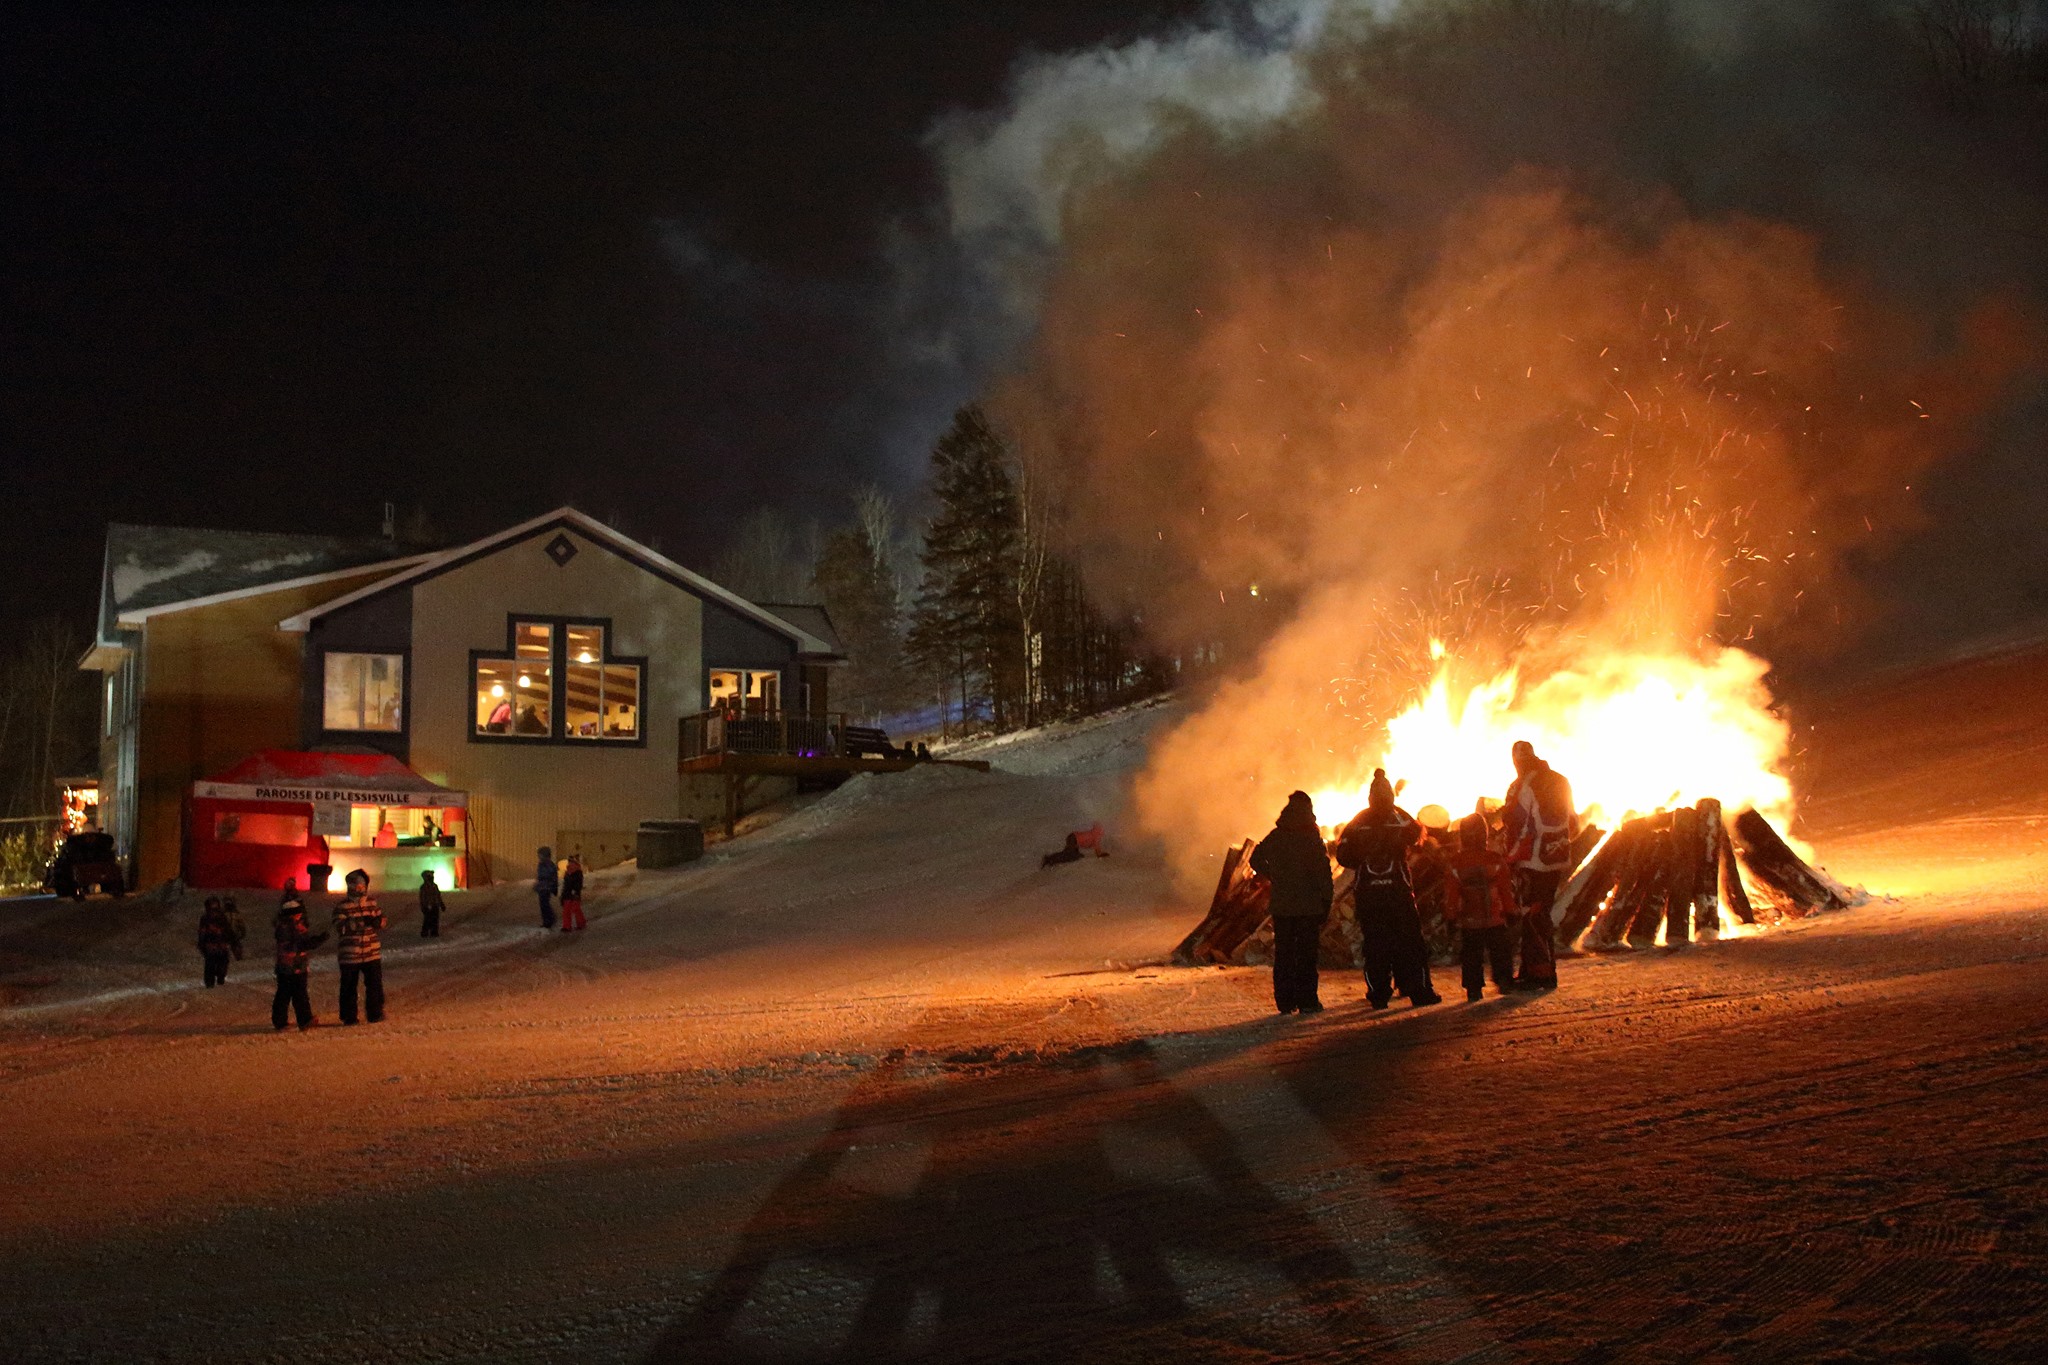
[680,708,849,762]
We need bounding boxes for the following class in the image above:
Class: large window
[473,618,642,743]
[324,652,404,732]
[564,625,640,740]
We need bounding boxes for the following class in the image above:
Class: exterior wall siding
[406,528,716,885]
[125,572,397,889]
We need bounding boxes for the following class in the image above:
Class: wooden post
[1625,825,1672,948]
[1731,809,1846,916]
[1664,807,1699,947]
[1554,827,1627,949]
[1587,821,1654,950]
[1693,799,1723,940]
[1717,820,1756,924]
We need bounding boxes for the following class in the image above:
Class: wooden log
[1692,798,1723,941]
[1200,874,1273,963]
[1664,806,1700,947]
[1563,822,1604,878]
[1553,828,1628,948]
[1716,819,1757,925]
[1173,839,1255,964]
[1587,820,1655,950]
[1625,826,1673,948]
[1731,809,1846,917]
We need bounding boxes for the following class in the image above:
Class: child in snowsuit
[1334,769,1442,1009]
[332,868,386,1025]
[534,847,559,930]
[559,854,586,931]
[1250,791,1335,1015]
[197,897,236,987]
[1447,814,1517,1001]
[273,886,326,1031]
[418,870,445,938]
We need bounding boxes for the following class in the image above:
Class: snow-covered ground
[3,672,2045,1363]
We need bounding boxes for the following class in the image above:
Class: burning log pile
[1174,801,1855,968]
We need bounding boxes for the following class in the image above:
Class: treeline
[0,617,99,820]
[715,405,1170,734]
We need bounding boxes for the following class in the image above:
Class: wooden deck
[678,753,990,778]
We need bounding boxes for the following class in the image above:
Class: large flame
[1308,644,1793,833]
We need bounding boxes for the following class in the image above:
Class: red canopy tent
[187,750,468,891]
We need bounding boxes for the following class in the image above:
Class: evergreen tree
[812,520,905,722]
[908,406,1024,731]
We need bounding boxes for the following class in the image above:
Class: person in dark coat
[1334,769,1442,1009]
[1250,791,1335,1015]
[197,897,236,987]
[272,884,326,1031]
[1447,813,1517,1001]
[1502,740,1578,991]
[417,869,445,938]
[534,847,559,930]
[222,895,247,964]
[559,854,586,931]
[332,868,386,1025]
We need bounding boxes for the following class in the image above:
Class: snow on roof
[96,523,421,648]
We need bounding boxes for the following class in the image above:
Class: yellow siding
[130,570,400,888]
[408,529,704,884]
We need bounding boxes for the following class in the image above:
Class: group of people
[197,850,598,1031]
[1251,740,1578,1015]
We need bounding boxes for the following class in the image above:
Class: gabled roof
[96,523,422,649]
[757,603,845,658]
[276,507,838,655]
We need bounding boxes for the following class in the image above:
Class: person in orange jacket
[1446,813,1517,1001]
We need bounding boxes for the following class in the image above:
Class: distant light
[577,651,593,663]
[517,675,531,688]
[1249,584,1260,598]
[490,683,505,698]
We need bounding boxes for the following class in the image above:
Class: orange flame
[1309,644,1793,833]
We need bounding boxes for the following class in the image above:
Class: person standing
[1447,814,1517,1001]
[559,854,586,932]
[1502,740,1578,991]
[1335,769,1442,1009]
[1250,791,1334,1015]
[332,868,386,1025]
[223,894,247,967]
[196,897,235,987]
[534,847,559,930]
[418,869,445,938]
[272,883,325,1031]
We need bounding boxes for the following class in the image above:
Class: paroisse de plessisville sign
[191,781,467,808]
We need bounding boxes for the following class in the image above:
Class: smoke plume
[932,0,2046,885]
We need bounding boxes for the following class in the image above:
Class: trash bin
[636,819,704,869]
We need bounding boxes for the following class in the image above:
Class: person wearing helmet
[1334,769,1442,1009]
[332,868,386,1024]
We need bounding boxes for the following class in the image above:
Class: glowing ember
[1308,643,1793,834]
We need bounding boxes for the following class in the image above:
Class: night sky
[0,3,1197,630]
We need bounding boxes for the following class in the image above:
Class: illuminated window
[709,668,780,714]
[474,622,553,736]
[324,652,404,732]
[472,617,641,743]
[564,625,639,740]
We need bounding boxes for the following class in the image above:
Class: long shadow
[641,1013,1424,1364]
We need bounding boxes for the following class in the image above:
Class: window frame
[320,650,408,735]
[313,646,412,743]
[469,614,648,749]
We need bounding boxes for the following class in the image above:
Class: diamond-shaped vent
[544,533,578,566]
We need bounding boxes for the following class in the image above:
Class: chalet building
[82,508,842,891]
